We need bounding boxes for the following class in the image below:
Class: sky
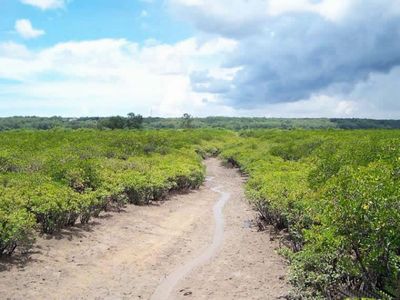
[0,0,400,118]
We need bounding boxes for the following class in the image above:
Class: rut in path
[151,184,230,300]
[0,158,289,300]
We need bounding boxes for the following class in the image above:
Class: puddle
[150,185,230,300]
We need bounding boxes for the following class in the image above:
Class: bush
[220,129,400,298]
[0,129,227,254]
[0,189,35,255]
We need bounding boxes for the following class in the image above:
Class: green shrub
[0,129,226,254]
[220,129,400,298]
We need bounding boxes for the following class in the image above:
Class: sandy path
[0,158,289,300]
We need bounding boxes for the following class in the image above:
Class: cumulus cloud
[170,0,400,116]
[20,0,65,10]
[3,0,400,118]
[190,71,232,94]
[344,67,400,118]
[0,38,237,116]
[15,19,45,39]
[0,42,32,59]
[169,0,268,38]
[266,0,356,21]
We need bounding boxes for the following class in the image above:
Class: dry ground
[0,158,289,300]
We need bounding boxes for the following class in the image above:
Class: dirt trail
[0,158,289,300]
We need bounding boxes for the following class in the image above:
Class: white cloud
[169,0,355,30]
[0,42,32,59]
[169,0,400,120]
[3,0,400,118]
[15,19,45,39]
[169,0,268,37]
[267,0,356,21]
[0,36,398,118]
[20,0,65,10]
[171,0,400,24]
[0,38,237,117]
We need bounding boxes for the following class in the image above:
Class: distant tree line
[0,115,399,131]
[97,113,144,130]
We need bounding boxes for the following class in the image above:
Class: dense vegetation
[220,129,400,299]
[1,127,399,299]
[0,129,230,255]
[1,116,400,131]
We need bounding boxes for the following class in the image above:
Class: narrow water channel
[150,181,231,300]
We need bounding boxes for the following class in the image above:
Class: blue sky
[0,0,192,47]
[0,0,400,118]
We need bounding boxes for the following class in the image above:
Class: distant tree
[103,116,126,130]
[126,113,143,129]
[181,113,193,129]
[1,116,400,131]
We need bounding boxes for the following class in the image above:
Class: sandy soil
[0,158,289,300]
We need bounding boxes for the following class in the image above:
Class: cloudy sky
[0,0,400,118]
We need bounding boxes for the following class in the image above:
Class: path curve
[0,158,289,300]
[151,184,230,300]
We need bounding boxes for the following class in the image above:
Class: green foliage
[1,126,399,299]
[96,113,143,130]
[0,151,21,173]
[0,129,231,255]
[0,203,34,255]
[2,116,400,131]
[100,116,126,130]
[220,129,400,299]
[320,161,400,294]
[181,113,194,129]
[127,113,143,129]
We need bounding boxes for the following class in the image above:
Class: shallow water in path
[150,182,230,300]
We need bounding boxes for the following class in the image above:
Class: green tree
[104,116,126,130]
[181,113,193,129]
[126,113,143,129]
